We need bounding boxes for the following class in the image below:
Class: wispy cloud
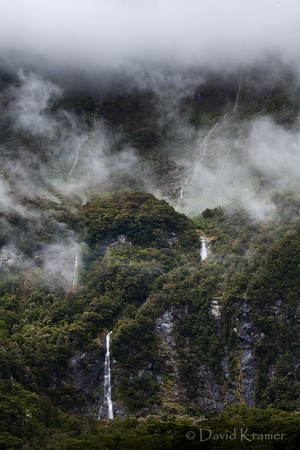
[9,70,62,137]
[179,114,300,220]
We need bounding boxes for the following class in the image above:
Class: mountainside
[0,61,300,448]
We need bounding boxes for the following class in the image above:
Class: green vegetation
[1,66,300,447]
[1,393,299,449]
[1,189,299,432]
[80,190,199,250]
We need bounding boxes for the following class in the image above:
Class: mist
[9,70,62,137]
[1,62,300,221]
[1,0,300,72]
[0,0,300,283]
[0,68,157,287]
[179,112,300,220]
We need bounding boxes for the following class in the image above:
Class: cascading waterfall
[192,122,219,180]
[233,72,243,112]
[200,122,219,159]
[72,248,78,286]
[69,136,88,177]
[179,122,219,198]
[178,75,247,200]
[98,331,114,420]
[200,236,208,260]
[66,136,88,194]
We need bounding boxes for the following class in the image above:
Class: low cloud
[179,115,300,220]
[9,70,62,137]
[1,1,300,71]
[42,241,78,290]
[249,117,300,187]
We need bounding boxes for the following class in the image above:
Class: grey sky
[1,0,300,69]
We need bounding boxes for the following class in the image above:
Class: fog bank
[1,0,300,71]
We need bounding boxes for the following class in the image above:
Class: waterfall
[179,185,184,199]
[200,236,208,260]
[69,136,88,177]
[201,122,219,159]
[98,331,114,420]
[72,248,78,286]
[178,83,242,200]
[182,121,219,193]
[233,72,243,112]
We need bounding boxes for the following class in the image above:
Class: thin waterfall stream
[98,331,114,420]
[179,122,219,199]
[72,247,78,286]
[69,136,88,177]
[178,74,245,201]
[233,71,243,112]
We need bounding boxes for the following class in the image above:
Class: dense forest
[0,58,300,448]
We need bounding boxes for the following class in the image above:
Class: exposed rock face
[69,350,88,372]
[63,295,262,418]
[155,309,182,405]
[66,340,128,419]
[66,347,105,417]
[0,246,22,267]
[154,295,262,413]
[221,349,239,406]
[168,232,178,246]
[156,310,174,336]
[191,364,224,412]
[156,309,225,413]
[211,298,221,319]
[117,235,132,245]
[64,297,262,417]
[240,349,256,408]
[236,296,257,408]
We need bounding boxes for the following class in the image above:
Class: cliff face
[0,64,300,439]
[59,198,299,419]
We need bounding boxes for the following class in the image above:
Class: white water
[200,236,208,260]
[98,331,114,420]
[180,122,219,199]
[233,72,243,112]
[179,185,184,199]
[178,94,238,201]
[72,248,78,286]
[201,122,219,158]
[69,136,88,176]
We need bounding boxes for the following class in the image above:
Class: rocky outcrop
[155,310,182,405]
[156,309,225,413]
[65,346,105,417]
[235,296,257,408]
[191,364,224,412]
[0,245,22,267]
[211,298,221,319]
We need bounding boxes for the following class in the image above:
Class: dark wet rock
[235,296,259,408]
[65,347,105,417]
[191,364,224,412]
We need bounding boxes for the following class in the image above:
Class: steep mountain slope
[0,62,300,447]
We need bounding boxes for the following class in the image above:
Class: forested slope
[0,63,300,448]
